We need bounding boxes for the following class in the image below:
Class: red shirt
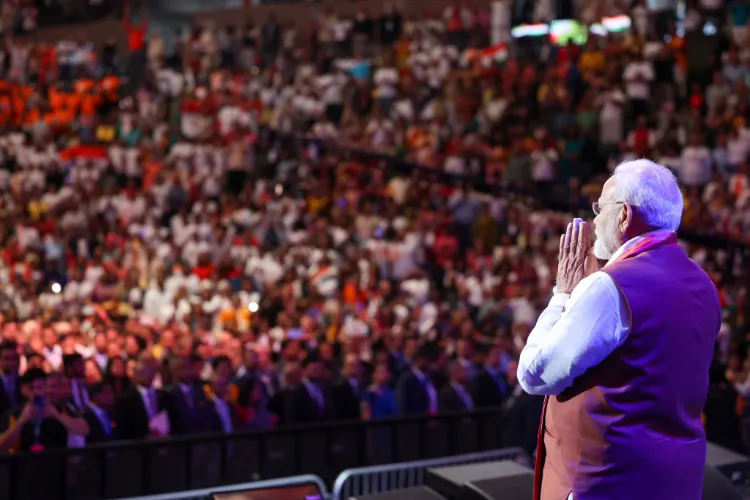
[193,264,215,281]
[124,18,147,52]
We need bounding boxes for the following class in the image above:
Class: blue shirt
[365,387,397,419]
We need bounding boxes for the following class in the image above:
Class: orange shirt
[143,161,163,191]
[100,76,120,101]
[80,94,101,117]
[48,87,65,110]
[12,87,32,125]
[65,93,82,115]
[74,79,96,95]
[24,108,41,125]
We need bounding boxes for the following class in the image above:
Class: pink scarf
[607,231,679,267]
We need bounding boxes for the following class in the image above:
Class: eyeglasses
[592,201,624,216]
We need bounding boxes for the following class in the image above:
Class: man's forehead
[600,178,617,200]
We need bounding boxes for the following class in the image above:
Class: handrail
[113,474,328,500]
[331,447,531,500]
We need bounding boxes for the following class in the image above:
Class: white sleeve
[517,271,631,396]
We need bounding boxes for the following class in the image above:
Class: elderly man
[518,160,721,500]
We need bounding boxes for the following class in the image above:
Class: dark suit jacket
[439,384,474,412]
[395,371,431,415]
[282,382,333,424]
[472,367,509,408]
[209,398,241,433]
[83,406,113,444]
[163,383,214,436]
[387,352,409,382]
[0,376,21,417]
[113,386,165,441]
[498,389,544,457]
[332,377,362,420]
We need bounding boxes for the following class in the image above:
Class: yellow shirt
[308,196,330,214]
[28,201,49,220]
[579,50,605,77]
[96,125,116,143]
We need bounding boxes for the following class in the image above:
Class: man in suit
[439,362,474,412]
[234,347,277,423]
[382,334,409,382]
[83,382,115,444]
[271,362,302,426]
[332,354,364,420]
[395,345,438,415]
[63,353,89,413]
[208,363,238,434]
[282,351,333,424]
[499,360,543,457]
[114,353,166,440]
[0,341,21,417]
[455,339,477,379]
[164,355,213,435]
[472,344,509,408]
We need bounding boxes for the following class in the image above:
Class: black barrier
[0,408,506,500]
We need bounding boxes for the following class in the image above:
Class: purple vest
[539,244,721,500]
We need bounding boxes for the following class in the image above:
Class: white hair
[611,159,683,231]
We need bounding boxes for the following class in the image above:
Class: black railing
[0,408,508,500]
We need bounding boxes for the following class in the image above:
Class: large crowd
[0,0,745,463]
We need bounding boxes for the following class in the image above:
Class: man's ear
[619,203,632,236]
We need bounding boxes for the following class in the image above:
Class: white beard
[593,237,612,260]
[594,225,621,261]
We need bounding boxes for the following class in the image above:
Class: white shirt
[679,146,713,187]
[622,62,654,100]
[515,232,675,395]
[374,67,399,99]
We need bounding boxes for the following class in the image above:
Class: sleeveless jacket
[534,243,721,500]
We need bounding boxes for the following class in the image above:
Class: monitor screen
[213,483,323,500]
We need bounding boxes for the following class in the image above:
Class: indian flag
[460,43,509,70]
[480,43,509,67]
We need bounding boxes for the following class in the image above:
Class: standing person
[123,4,148,91]
[518,160,721,500]
[363,363,397,420]
[114,354,166,440]
[283,352,333,424]
[63,353,89,413]
[395,345,438,416]
[163,355,213,436]
[82,382,116,444]
[472,344,509,408]
[332,354,364,420]
[438,362,474,412]
[0,341,21,418]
